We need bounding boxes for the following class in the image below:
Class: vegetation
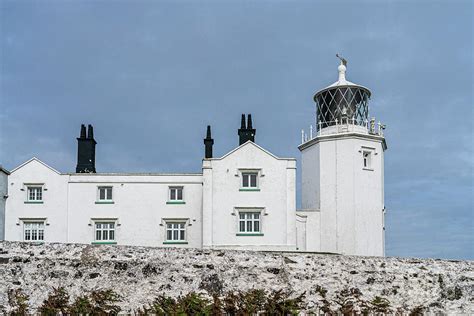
[8,286,436,315]
[7,288,29,315]
[36,288,121,315]
[12,287,305,315]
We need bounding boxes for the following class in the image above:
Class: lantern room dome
[315,61,371,98]
[313,59,371,130]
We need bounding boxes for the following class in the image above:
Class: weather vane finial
[336,53,347,66]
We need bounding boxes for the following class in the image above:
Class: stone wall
[0,241,472,314]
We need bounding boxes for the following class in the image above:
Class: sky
[0,0,472,260]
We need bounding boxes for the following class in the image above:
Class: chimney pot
[204,125,214,159]
[87,125,94,139]
[80,124,86,138]
[247,114,253,129]
[240,114,246,129]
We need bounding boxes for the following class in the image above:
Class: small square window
[24,222,45,241]
[169,187,184,201]
[27,186,43,201]
[94,222,116,242]
[98,187,113,201]
[363,151,372,169]
[238,212,261,233]
[166,222,186,241]
[241,172,258,188]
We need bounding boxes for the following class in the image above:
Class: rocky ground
[0,241,472,314]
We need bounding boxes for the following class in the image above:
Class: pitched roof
[209,141,295,161]
[10,157,61,174]
[0,165,10,175]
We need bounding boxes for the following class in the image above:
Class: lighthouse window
[363,151,372,169]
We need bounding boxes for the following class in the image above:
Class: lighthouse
[298,57,387,256]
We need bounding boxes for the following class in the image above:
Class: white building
[3,61,387,256]
[0,166,9,240]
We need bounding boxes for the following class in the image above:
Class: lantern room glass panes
[315,86,370,130]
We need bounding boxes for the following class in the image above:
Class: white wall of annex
[0,171,9,240]
[5,160,69,242]
[67,174,203,248]
[296,210,320,251]
[204,143,297,251]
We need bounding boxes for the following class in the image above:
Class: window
[166,222,186,241]
[241,172,258,188]
[239,212,261,233]
[27,186,43,202]
[24,222,44,241]
[363,151,372,169]
[169,187,184,202]
[94,222,115,242]
[97,186,113,201]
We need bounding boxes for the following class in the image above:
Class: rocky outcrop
[0,241,472,314]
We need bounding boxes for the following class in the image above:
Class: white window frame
[238,211,262,234]
[165,221,187,242]
[26,185,43,202]
[23,221,45,242]
[93,221,116,242]
[168,186,184,202]
[240,171,259,189]
[97,186,113,202]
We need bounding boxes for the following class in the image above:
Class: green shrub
[371,296,390,313]
[38,287,70,315]
[68,289,121,314]
[236,289,266,315]
[264,289,306,316]
[141,289,306,315]
[209,295,223,315]
[69,295,93,314]
[222,291,239,315]
[7,288,29,315]
[176,292,211,315]
[89,289,121,314]
[147,294,178,315]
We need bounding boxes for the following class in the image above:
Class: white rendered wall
[67,174,203,248]
[5,159,69,243]
[296,210,320,251]
[0,171,8,240]
[300,132,385,256]
[203,142,297,251]
[5,158,203,247]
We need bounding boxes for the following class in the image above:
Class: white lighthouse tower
[299,56,387,256]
